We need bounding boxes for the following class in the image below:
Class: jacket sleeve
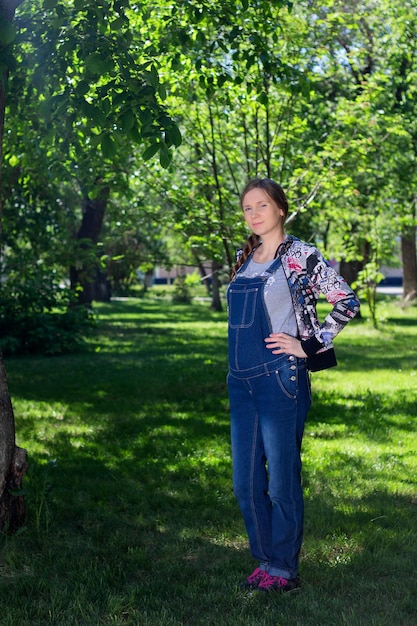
[300,248,360,355]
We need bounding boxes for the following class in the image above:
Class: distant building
[152,263,212,285]
[378,266,403,287]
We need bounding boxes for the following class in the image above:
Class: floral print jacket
[277,235,360,371]
[237,235,361,372]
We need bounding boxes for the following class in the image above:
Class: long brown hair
[231,178,289,279]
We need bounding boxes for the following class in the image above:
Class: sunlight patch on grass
[2,296,416,626]
[307,532,364,568]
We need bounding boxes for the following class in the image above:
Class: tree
[130,0,317,310]
[382,1,417,300]
[301,0,417,302]
[4,0,182,305]
[0,0,28,532]
[0,0,183,529]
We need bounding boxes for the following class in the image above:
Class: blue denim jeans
[228,358,311,579]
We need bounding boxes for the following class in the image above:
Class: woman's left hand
[264,333,307,358]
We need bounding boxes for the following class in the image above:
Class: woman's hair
[231,178,289,279]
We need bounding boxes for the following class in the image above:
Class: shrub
[171,275,192,304]
[0,280,95,356]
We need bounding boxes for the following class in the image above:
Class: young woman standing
[227,178,360,592]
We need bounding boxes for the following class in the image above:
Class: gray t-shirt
[240,258,298,336]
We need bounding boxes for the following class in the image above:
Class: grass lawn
[0,292,416,625]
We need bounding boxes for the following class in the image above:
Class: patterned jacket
[279,235,360,371]
[237,235,360,372]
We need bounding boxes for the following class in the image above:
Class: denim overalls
[227,254,311,580]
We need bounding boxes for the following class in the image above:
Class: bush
[0,280,95,356]
[171,275,193,304]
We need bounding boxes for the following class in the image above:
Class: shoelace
[247,567,264,584]
[259,573,288,589]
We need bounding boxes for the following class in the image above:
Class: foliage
[99,190,173,295]
[1,0,417,326]
[0,274,95,355]
[130,0,417,299]
[2,0,183,316]
[7,0,181,178]
[352,261,385,329]
[300,0,417,271]
[0,295,416,624]
[123,0,324,311]
[171,274,192,304]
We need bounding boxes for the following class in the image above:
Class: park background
[0,1,416,624]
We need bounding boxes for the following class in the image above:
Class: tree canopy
[1,0,416,325]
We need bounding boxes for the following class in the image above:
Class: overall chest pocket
[228,287,259,329]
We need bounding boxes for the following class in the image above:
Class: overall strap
[234,237,292,278]
[265,254,283,275]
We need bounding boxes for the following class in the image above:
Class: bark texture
[210,259,223,312]
[0,353,27,532]
[69,186,111,305]
[401,230,417,301]
[0,0,28,533]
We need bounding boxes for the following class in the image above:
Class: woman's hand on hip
[264,333,307,358]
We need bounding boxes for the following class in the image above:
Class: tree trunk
[339,259,363,287]
[401,229,417,301]
[196,259,211,296]
[92,269,112,302]
[69,185,110,306]
[0,0,28,533]
[210,259,223,312]
[143,268,154,291]
[0,353,27,531]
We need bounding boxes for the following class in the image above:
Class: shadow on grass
[1,298,416,625]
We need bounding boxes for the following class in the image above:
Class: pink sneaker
[240,567,267,590]
[257,573,301,592]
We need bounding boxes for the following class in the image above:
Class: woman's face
[241,187,284,237]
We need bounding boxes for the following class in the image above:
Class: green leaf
[170,124,182,147]
[229,25,242,42]
[0,21,16,45]
[110,16,129,31]
[85,54,114,76]
[141,123,158,139]
[90,133,102,148]
[8,155,19,167]
[101,134,115,158]
[88,105,107,126]
[142,143,160,161]
[128,124,142,144]
[102,98,111,115]
[88,186,99,200]
[75,81,90,96]
[158,82,167,101]
[165,124,182,148]
[150,65,160,90]
[257,92,268,106]
[159,143,171,169]
[119,110,135,132]
[138,109,153,125]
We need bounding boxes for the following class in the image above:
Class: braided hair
[231,178,289,279]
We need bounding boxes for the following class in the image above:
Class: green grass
[0,293,416,625]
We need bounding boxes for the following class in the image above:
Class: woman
[227,178,360,592]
